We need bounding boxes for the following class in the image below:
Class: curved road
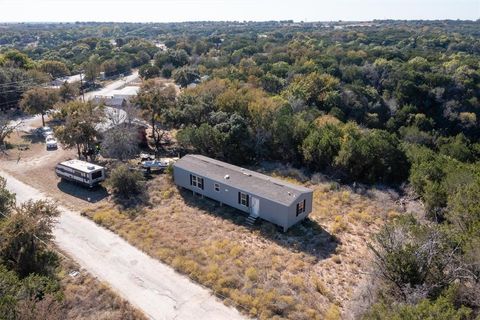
[2,170,244,320]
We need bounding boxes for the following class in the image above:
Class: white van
[55,159,105,188]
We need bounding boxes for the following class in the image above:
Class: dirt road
[2,170,245,320]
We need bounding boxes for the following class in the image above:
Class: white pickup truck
[141,157,179,171]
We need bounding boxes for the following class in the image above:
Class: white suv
[45,135,58,150]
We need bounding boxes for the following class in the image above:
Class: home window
[238,192,249,207]
[190,174,204,190]
[214,183,220,192]
[296,199,306,216]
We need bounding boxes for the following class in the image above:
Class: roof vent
[224,174,230,179]
[242,172,252,177]
[87,165,95,170]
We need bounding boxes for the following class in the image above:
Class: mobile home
[56,160,105,188]
[173,155,313,231]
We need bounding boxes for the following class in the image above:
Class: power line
[0,88,25,94]
[0,98,22,107]
[0,80,34,88]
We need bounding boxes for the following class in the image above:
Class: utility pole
[79,71,85,102]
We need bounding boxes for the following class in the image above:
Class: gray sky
[0,0,478,22]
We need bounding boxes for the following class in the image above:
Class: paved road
[83,71,140,101]
[2,171,244,320]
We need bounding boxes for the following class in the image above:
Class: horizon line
[0,18,478,24]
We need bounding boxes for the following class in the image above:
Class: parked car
[39,126,53,138]
[45,136,58,150]
[141,157,179,172]
[139,153,155,161]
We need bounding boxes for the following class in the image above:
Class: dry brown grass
[83,174,401,319]
[58,257,146,320]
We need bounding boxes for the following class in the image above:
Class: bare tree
[134,80,176,155]
[0,113,22,150]
[368,216,463,302]
[101,125,140,161]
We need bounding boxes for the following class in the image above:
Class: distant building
[51,73,84,87]
[174,155,313,231]
[92,86,140,107]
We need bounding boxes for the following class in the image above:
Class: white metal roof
[112,86,140,97]
[58,159,104,173]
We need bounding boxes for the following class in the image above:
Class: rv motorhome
[55,159,105,188]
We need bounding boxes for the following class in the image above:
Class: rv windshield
[91,170,103,180]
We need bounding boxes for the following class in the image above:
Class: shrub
[363,292,472,320]
[106,165,145,199]
[334,124,409,184]
[245,267,258,281]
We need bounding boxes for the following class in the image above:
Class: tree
[154,49,189,68]
[38,61,70,79]
[0,176,15,217]
[55,101,103,160]
[283,72,340,110]
[446,179,480,243]
[84,54,101,83]
[369,216,460,301]
[139,64,160,80]
[0,200,59,277]
[334,124,409,184]
[101,125,140,161]
[58,81,79,102]
[0,66,32,111]
[0,265,63,320]
[177,123,225,159]
[0,112,22,148]
[134,80,176,154]
[106,164,145,199]
[302,124,342,170]
[0,50,34,69]
[172,66,200,88]
[364,290,472,320]
[20,88,59,127]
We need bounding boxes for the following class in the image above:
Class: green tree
[0,200,59,277]
[55,101,103,160]
[107,164,145,199]
[177,123,225,159]
[38,60,70,79]
[0,176,15,217]
[20,88,59,127]
[172,66,200,88]
[364,289,472,320]
[84,54,101,83]
[334,124,408,183]
[139,64,160,80]
[302,124,342,170]
[0,50,34,69]
[283,72,340,110]
[446,179,480,243]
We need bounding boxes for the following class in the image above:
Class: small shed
[173,155,313,231]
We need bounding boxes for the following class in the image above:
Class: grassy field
[83,170,401,319]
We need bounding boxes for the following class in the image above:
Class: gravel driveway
[2,170,245,320]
